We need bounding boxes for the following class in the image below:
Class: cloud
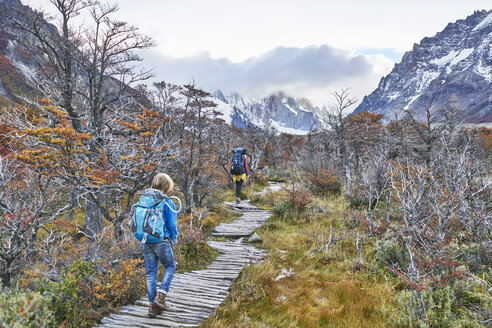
[140,45,394,107]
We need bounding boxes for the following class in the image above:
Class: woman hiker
[230,147,249,204]
[134,173,178,318]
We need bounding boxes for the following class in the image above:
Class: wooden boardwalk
[96,187,279,328]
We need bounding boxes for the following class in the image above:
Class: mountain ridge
[212,89,325,134]
[353,9,492,123]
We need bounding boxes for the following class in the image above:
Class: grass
[201,189,398,328]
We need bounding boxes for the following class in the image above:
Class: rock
[248,232,262,243]
[260,167,269,174]
[311,205,328,213]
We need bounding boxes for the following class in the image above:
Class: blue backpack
[131,195,169,244]
[230,147,246,175]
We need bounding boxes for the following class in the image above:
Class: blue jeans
[142,240,176,303]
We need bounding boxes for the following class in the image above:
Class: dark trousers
[236,179,243,198]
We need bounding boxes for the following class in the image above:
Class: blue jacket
[139,188,178,245]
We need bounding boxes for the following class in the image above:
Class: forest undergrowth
[203,172,491,328]
[0,185,243,327]
[203,184,396,328]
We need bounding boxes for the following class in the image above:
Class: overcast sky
[26,0,492,107]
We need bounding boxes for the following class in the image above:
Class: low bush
[0,287,56,328]
[273,201,293,219]
[389,282,490,328]
[251,172,269,186]
[284,185,313,212]
[36,258,146,327]
[176,215,218,273]
[306,167,341,195]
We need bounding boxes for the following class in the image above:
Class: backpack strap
[129,204,138,227]
[152,208,163,234]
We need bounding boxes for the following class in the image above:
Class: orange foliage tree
[3,100,173,240]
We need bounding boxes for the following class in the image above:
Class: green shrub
[389,284,488,328]
[0,287,56,328]
[38,259,97,326]
[249,192,264,206]
[374,237,409,270]
[273,201,292,219]
[264,172,287,182]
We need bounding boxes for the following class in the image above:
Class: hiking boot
[153,292,170,312]
[236,197,241,204]
[148,303,158,318]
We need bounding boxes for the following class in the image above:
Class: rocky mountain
[212,90,324,134]
[353,10,492,123]
[0,0,44,106]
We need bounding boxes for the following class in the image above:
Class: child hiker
[131,173,178,318]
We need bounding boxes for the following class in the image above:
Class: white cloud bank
[141,44,394,108]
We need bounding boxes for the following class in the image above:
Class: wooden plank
[168,292,225,305]
[168,283,229,296]
[134,300,214,315]
[117,307,204,324]
[106,313,197,327]
[170,279,230,291]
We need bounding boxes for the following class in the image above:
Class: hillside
[0,0,43,106]
[353,10,492,123]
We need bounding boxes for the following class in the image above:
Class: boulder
[248,232,262,243]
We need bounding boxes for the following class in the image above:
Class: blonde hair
[151,173,174,194]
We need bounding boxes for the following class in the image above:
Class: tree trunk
[113,221,124,240]
[85,196,102,239]
[342,143,352,196]
[69,187,78,209]
[0,261,12,288]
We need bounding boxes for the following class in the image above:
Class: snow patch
[430,50,459,67]
[406,94,420,107]
[475,62,492,82]
[268,121,310,135]
[473,12,492,31]
[281,98,299,115]
[450,48,474,65]
[388,92,400,100]
[415,71,440,93]
[430,48,474,69]
[284,103,298,116]
[212,99,233,124]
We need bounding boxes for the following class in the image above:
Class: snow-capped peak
[211,91,323,134]
[353,10,492,123]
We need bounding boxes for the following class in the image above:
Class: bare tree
[170,84,220,211]
[0,156,68,287]
[322,88,357,196]
[13,0,154,238]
